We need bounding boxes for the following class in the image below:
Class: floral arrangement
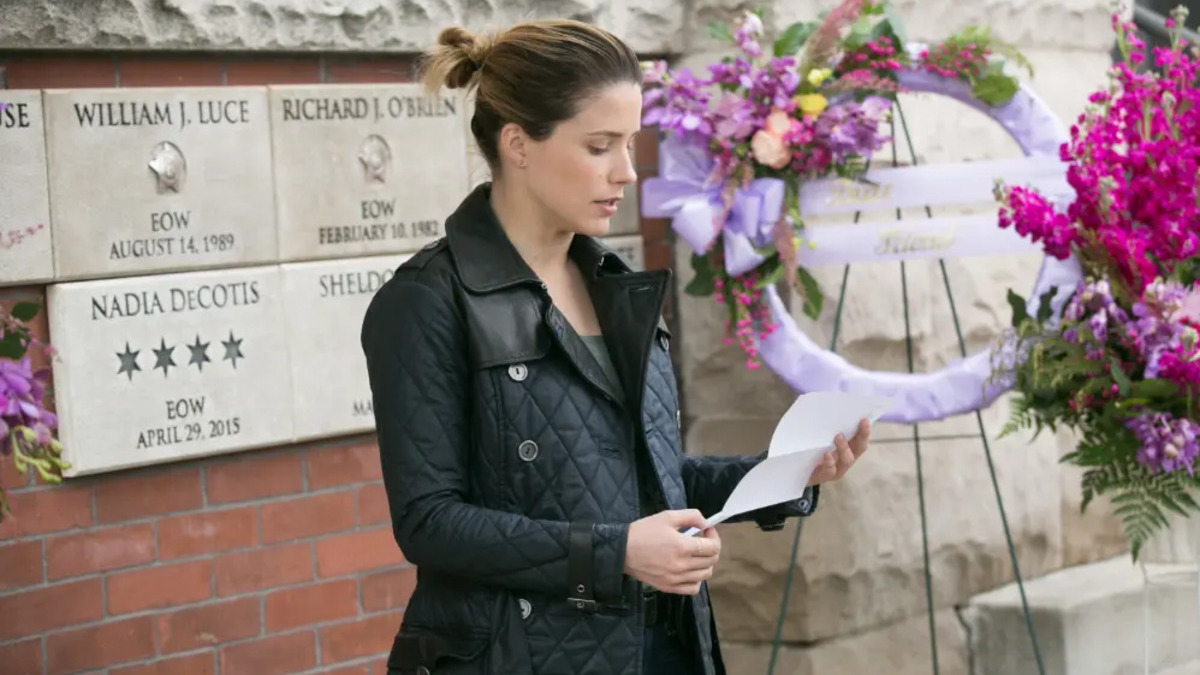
[0,300,68,521]
[993,6,1200,558]
[641,0,1031,368]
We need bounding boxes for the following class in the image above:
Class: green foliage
[973,65,1021,107]
[929,25,1034,107]
[795,265,824,320]
[706,20,735,44]
[775,21,817,57]
[877,3,908,45]
[684,253,718,297]
[0,302,40,359]
[1004,377,1200,561]
[1068,421,1200,561]
[999,284,1200,561]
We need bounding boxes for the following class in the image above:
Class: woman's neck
[489,177,574,280]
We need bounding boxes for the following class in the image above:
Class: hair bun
[429,26,492,90]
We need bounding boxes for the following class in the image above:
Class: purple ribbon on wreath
[641,134,786,277]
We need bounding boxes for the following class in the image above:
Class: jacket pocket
[386,630,487,675]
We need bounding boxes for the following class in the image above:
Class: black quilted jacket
[360,184,818,675]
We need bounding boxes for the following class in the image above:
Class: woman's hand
[623,509,721,595]
[808,418,871,486]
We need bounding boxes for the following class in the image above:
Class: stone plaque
[281,253,409,440]
[268,84,470,261]
[47,265,294,476]
[43,86,277,280]
[0,91,55,284]
[603,234,645,271]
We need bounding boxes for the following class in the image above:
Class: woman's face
[521,81,642,238]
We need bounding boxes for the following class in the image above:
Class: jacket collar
[445,183,632,293]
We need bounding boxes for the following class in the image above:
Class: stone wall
[0,0,687,55]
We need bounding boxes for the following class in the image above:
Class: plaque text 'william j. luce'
[43,87,278,280]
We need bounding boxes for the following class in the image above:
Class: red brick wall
[0,52,673,675]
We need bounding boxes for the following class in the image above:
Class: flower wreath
[640,0,1035,369]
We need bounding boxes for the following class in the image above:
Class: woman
[360,19,872,675]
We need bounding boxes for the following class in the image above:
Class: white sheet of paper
[682,391,895,536]
[767,390,896,458]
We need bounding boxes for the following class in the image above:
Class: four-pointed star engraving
[115,332,244,380]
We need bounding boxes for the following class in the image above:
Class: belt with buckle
[642,590,671,627]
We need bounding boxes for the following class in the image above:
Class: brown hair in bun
[417,19,642,170]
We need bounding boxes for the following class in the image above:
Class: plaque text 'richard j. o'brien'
[269,84,469,261]
[277,94,457,122]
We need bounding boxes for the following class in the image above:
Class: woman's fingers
[849,418,872,458]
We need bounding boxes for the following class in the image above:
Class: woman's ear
[498,122,529,169]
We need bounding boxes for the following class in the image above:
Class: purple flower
[1088,309,1108,341]
[813,97,892,160]
[0,357,57,457]
[642,67,714,137]
[734,13,765,59]
[642,60,669,87]
[1126,412,1200,474]
[712,94,756,140]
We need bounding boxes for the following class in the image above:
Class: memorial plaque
[281,253,409,440]
[603,234,645,271]
[43,87,277,280]
[269,84,470,261]
[0,91,55,284]
[47,265,294,476]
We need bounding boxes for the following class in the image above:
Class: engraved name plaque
[281,253,409,440]
[0,91,55,284]
[47,265,294,475]
[269,84,471,261]
[43,87,278,280]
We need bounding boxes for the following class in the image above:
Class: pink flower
[750,129,791,169]
[1175,285,1200,327]
[764,108,793,137]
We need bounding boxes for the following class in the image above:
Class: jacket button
[518,440,539,462]
[417,668,431,675]
[658,334,669,351]
[507,363,528,382]
[519,598,532,619]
